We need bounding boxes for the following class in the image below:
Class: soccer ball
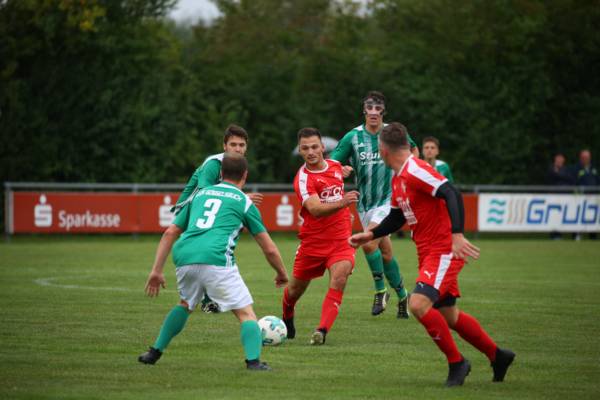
[258,315,287,346]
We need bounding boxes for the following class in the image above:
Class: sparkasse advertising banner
[478,194,600,232]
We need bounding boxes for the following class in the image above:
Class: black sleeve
[434,182,464,234]
[371,208,406,239]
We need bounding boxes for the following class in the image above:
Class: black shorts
[412,281,457,309]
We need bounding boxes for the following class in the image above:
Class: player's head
[223,124,248,155]
[379,122,411,167]
[297,127,325,167]
[422,136,440,161]
[363,90,386,128]
[221,152,248,186]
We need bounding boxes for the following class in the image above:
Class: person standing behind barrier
[573,149,599,240]
[546,153,574,240]
[546,153,575,186]
[422,136,454,183]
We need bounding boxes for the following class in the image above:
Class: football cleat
[445,358,471,387]
[397,294,410,319]
[283,317,296,339]
[491,348,516,382]
[310,328,327,345]
[138,347,162,365]
[246,359,272,371]
[201,301,220,313]
[372,291,390,315]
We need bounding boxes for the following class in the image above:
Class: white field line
[33,276,173,293]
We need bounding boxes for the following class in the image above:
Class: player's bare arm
[303,190,359,218]
[253,232,289,288]
[451,233,480,262]
[145,224,183,297]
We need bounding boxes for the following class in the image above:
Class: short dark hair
[297,127,322,142]
[223,124,248,144]
[380,122,410,150]
[221,152,248,181]
[422,136,440,147]
[363,90,386,105]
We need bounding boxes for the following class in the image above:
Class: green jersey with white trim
[434,159,454,183]
[330,124,417,212]
[175,153,224,208]
[172,181,266,268]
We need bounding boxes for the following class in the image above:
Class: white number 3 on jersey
[196,198,222,229]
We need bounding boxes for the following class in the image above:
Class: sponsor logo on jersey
[320,185,343,203]
[397,197,418,225]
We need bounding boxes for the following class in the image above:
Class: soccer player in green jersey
[138,153,289,371]
[174,124,263,313]
[423,136,454,183]
[330,91,418,318]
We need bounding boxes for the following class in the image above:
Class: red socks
[318,288,344,332]
[417,308,462,363]
[282,287,297,320]
[453,311,498,361]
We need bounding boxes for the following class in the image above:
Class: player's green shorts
[175,264,253,312]
[358,203,391,230]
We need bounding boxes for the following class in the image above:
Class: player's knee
[362,241,378,254]
[408,295,430,318]
[330,275,348,291]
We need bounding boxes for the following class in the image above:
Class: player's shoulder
[200,152,224,168]
[405,156,435,175]
[435,159,448,167]
[326,158,342,167]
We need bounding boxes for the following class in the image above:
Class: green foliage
[1,0,599,185]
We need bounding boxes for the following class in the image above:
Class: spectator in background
[422,136,454,183]
[546,153,574,240]
[546,153,575,186]
[573,149,599,240]
[574,149,599,186]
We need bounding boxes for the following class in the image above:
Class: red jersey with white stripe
[391,155,450,254]
[293,159,352,243]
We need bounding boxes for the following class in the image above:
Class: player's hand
[451,233,480,262]
[247,192,264,205]
[348,231,374,248]
[342,190,360,207]
[274,271,289,288]
[145,271,166,297]
[342,165,354,178]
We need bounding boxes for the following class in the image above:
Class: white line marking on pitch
[33,277,172,293]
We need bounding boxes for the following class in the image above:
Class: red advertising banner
[8,191,478,233]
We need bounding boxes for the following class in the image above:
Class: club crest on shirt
[334,171,342,181]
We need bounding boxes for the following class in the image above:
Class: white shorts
[175,264,253,312]
[358,203,391,230]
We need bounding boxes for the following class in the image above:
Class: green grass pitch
[1,234,599,399]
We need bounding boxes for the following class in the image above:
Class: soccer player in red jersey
[282,127,360,345]
[350,122,515,387]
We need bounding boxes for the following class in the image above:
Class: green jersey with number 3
[330,124,417,212]
[172,182,266,268]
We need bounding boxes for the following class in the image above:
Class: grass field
[1,234,599,400]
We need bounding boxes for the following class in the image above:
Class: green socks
[365,249,386,292]
[240,320,262,361]
[153,305,190,351]
[383,257,407,300]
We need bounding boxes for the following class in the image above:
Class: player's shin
[240,320,262,361]
[318,288,344,332]
[452,311,497,361]
[383,257,407,299]
[365,249,386,292]
[282,286,297,320]
[417,308,462,363]
[153,305,190,352]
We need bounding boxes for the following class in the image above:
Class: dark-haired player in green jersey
[173,124,264,313]
[139,153,288,371]
[330,91,418,318]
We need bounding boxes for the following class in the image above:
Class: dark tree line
[1,0,599,186]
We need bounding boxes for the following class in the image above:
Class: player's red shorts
[417,251,465,300]
[293,239,355,280]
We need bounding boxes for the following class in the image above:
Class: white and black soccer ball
[258,316,287,346]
